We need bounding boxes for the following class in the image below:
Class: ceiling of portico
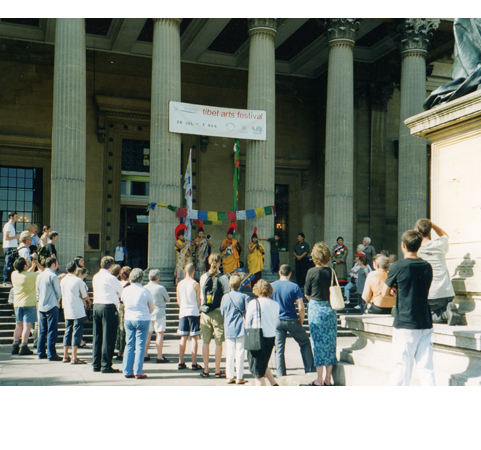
[0,18,454,79]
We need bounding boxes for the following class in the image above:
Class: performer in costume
[247,227,265,287]
[174,223,192,285]
[331,236,348,286]
[193,221,211,279]
[220,222,242,274]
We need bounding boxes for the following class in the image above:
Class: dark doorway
[120,206,148,270]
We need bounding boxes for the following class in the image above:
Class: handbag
[329,268,345,311]
[244,298,263,351]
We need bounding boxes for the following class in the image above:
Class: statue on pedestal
[424,19,481,110]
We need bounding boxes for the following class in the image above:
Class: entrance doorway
[120,206,149,269]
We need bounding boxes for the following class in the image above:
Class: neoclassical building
[0,18,455,277]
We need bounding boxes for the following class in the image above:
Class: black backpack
[200,273,224,314]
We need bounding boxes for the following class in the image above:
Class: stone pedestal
[148,19,182,279]
[337,315,481,386]
[245,19,277,275]
[406,89,481,325]
[51,18,86,265]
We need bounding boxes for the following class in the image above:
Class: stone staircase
[0,280,359,346]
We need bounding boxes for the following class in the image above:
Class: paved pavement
[0,336,357,386]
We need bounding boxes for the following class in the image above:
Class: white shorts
[149,316,166,333]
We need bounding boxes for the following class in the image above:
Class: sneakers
[3,282,12,287]
[19,345,33,355]
[354,305,361,309]
[11,343,20,355]
[446,303,462,326]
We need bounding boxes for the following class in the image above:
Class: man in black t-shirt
[45,231,60,271]
[382,230,434,386]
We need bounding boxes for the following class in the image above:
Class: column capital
[325,19,362,44]
[247,18,278,37]
[398,18,440,55]
[152,18,182,26]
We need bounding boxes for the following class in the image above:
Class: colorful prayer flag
[272,205,276,216]
[198,211,208,221]
[217,212,227,222]
[187,209,198,220]
[157,201,168,207]
[264,205,273,215]
[255,207,264,218]
[236,210,246,220]
[208,211,218,222]
[167,205,177,212]
[227,211,237,222]
[176,208,187,218]
[246,209,256,219]
[213,221,223,225]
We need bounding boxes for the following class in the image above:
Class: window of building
[122,139,150,173]
[0,166,43,233]
[275,184,289,251]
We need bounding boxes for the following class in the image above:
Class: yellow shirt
[247,242,265,274]
[11,271,39,307]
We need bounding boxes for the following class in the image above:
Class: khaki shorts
[200,309,225,345]
[149,316,166,333]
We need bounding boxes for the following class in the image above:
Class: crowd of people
[2,208,462,386]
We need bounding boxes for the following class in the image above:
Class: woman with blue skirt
[304,242,338,386]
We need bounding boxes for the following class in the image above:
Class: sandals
[200,372,210,378]
[214,372,226,378]
[79,343,90,349]
[191,363,203,370]
[178,363,187,370]
[307,381,323,386]
[71,358,87,365]
[62,356,71,363]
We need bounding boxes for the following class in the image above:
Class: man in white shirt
[144,269,171,363]
[415,219,461,326]
[3,211,18,286]
[114,240,128,266]
[92,256,123,373]
[62,262,89,364]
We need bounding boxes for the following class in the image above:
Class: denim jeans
[37,306,59,359]
[275,318,315,377]
[344,281,355,299]
[3,249,16,283]
[123,320,150,376]
[271,252,280,273]
[63,317,86,347]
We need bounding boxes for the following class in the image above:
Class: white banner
[169,101,266,141]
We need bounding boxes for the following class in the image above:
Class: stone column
[245,19,277,275]
[149,19,182,278]
[324,19,360,269]
[397,19,440,245]
[51,18,86,265]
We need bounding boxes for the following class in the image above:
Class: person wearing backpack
[199,253,230,378]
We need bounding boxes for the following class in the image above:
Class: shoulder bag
[329,268,345,311]
[244,298,263,351]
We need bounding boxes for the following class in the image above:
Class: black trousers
[93,304,119,370]
[295,258,309,288]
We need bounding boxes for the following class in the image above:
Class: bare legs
[14,322,32,344]
[254,368,278,386]
[203,343,223,374]
[179,335,198,365]
[312,365,333,386]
